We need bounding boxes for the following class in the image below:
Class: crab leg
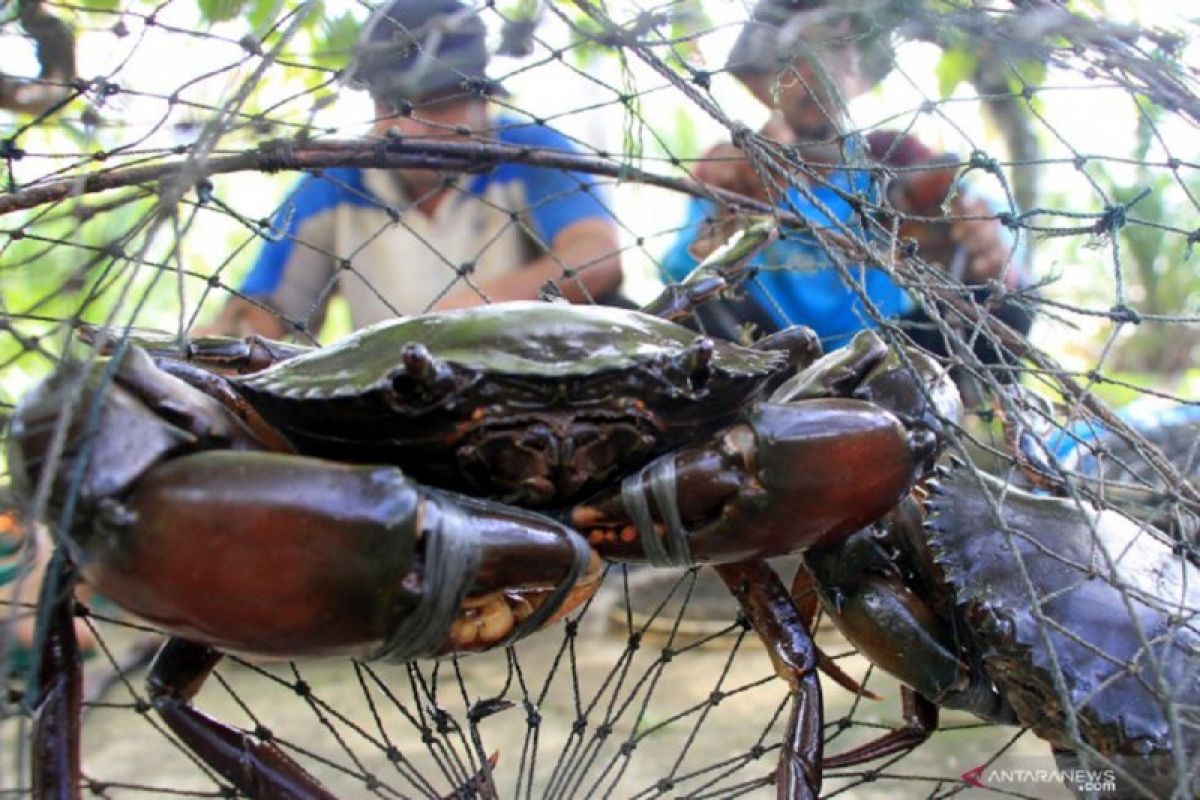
[147,638,337,800]
[822,688,938,769]
[149,642,503,799]
[798,502,1018,770]
[716,560,822,800]
[12,348,601,798]
[77,324,312,374]
[573,330,955,567]
[70,450,597,661]
[572,396,934,566]
[25,453,598,800]
[641,217,776,322]
[30,554,83,800]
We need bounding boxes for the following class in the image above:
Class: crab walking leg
[640,217,776,322]
[149,638,497,800]
[31,554,84,800]
[146,638,337,800]
[822,688,939,769]
[799,502,1020,750]
[716,560,823,800]
[77,324,313,374]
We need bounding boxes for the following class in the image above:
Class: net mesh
[1,1,1198,798]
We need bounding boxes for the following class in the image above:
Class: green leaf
[297,0,325,34]
[198,0,248,24]
[669,0,711,44]
[81,0,122,12]
[314,11,359,69]
[247,0,284,34]
[669,105,697,162]
[935,48,977,98]
[1005,58,1047,100]
[1016,58,1047,91]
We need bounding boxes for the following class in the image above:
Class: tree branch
[0,137,783,218]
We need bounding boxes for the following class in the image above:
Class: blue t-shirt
[240,116,613,327]
[661,140,911,349]
[1048,398,1200,479]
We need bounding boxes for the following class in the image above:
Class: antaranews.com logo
[961,764,1118,794]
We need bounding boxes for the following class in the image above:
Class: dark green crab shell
[232,302,789,503]
[925,467,1200,780]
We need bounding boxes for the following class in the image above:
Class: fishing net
[1,1,1197,797]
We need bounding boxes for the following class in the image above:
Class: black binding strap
[501,519,592,646]
[376,495,593,661]
[375,501,480,662]
[620,457,694,567]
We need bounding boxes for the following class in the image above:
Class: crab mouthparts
[456,414,660,507]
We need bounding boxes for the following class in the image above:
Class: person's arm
[433,216,620,309]
[435,122,623,309]
[193,173,347,338]
[193,296,290,339]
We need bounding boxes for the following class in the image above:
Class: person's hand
[891,170,1012,285]
[694,141,768,201]
[692,116,795,202]
[947,196,1011,284]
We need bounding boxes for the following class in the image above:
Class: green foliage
[0,192,161,403]
[934,47,976,98]
[197,0,248,24]
[313,11,360,70]
[565,14,611,69]
[246,0,285,35]
[670,106,698,163]
[664,0,711,73]
[1039,98,1200,379]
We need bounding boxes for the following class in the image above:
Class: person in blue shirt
[663,0,1033,357]
[201,0,622,338]
[629,1,1037,627]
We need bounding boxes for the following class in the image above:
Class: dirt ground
[0,566,1068,799]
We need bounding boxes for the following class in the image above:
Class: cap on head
[725,0,896,88]
[346,0,502,105]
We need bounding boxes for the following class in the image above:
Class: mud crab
[798,464,1200,798]
[8,289,959,800]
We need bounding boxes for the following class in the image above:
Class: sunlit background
[3,1,1197,403]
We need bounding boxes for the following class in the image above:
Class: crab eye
[400,343,437,382]
[387,343,453,409]
[679,336,714,392]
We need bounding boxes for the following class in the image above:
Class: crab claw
[572,332,960,567]
[775,330,961,466]
[574,404,938,567]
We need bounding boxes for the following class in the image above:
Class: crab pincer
[571,330,959,566]
[9,343,600,800]
[571,330,961,798]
